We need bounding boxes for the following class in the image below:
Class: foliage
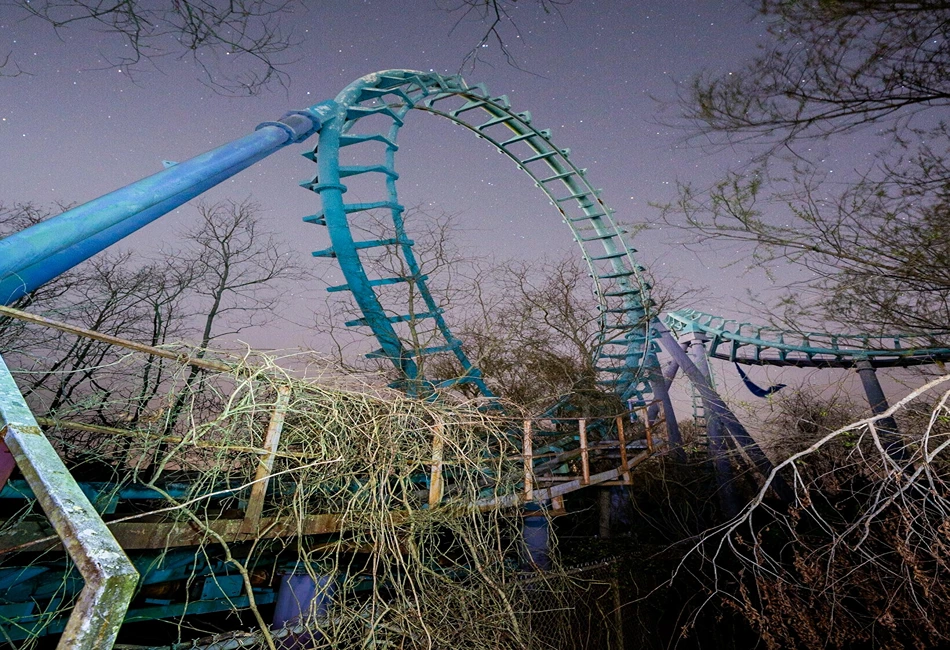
[683,1,950,145]
[665,0,950,335]
[0,345,582,649]
[681,376,950,649]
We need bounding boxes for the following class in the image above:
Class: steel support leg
[656,324,794,505]
[647,365,684,461]
[855,360,905,461]
[682,333,740,518]
[646,359,679,422]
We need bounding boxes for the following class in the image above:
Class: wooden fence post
[428,420,445,508]
[523,420,534,501]
[616,416,631,485]
[579,418,590,486]
[241,385,291,535]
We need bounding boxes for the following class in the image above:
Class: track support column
[647,365,684,461]
[656,321,794,507]
[855,360,905,461]
[681,330,740,518]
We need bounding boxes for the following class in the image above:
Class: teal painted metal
[303,70,657,405]
[0,71,664,642]
[0,68,657,407]
[666,309,950,368]
[0,354,139,649]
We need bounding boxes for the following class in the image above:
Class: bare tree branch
[11,0,301,95]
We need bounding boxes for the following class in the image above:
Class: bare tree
[663,1,950,336]
[9,0,301,95]
[0,198,302,431]
[681,1,950,149]
[6,0,574,90]
[660,168,950,335]
[316,205,683,412]
[180,198,301,352]
[159,198,303,433]
[431,255,606,410]
[678,376,950,649]
[443,0,572,72]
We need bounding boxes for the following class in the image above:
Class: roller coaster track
[302,70,659,405]
[9,67,950,647]
[666,308,950,368]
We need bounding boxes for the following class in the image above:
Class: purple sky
[1,1,892,404]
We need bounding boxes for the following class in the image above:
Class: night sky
[1,1,885,403]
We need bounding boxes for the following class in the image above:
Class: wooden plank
[476,444,665,510]
[579,418,590,486]
[523,420,534,500]
[616,417,631,484]
[0,513,346,553]
[428,420,445,508]
[642,407,655,453]
[240,385,291,535]
[0,304,231,373]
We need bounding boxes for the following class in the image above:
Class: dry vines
[0,349,579,649]
[678,374,950,649]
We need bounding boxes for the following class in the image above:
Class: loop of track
[302,70,660,404]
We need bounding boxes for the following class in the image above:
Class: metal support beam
[0,110,323,304]
[646,359,679,422]
[855,360,905,461]
[647,365,684,461]
[656,322,794,505]
[0,354,138,649]
[683,331,740,518]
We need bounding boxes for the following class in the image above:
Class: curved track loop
[302,70,659,404]
[667,309,950,368]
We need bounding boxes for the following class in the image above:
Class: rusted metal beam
[0,354,138,649]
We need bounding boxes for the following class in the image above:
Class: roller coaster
[0,70,948,648]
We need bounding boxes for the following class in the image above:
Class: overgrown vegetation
[1,344,600,648]
[679,377,950,649]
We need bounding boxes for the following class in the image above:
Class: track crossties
[667,309,950,368]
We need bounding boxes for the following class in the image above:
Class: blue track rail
[666,309,950,368]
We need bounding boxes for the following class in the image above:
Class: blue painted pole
[521,502,550,570]
[656,324,795,504]
[0,111,322,304]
